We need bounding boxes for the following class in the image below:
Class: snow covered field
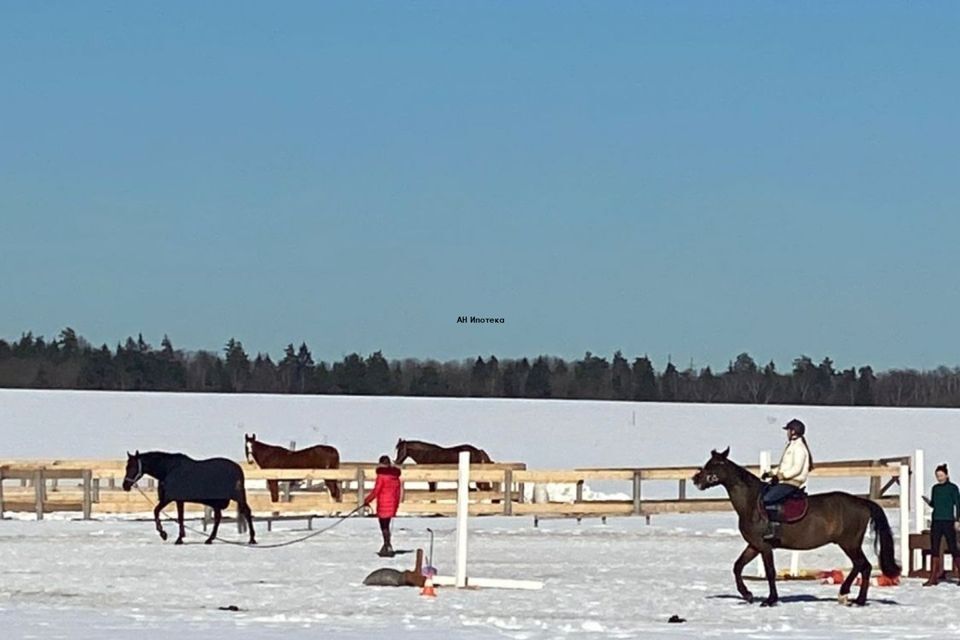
[3,390,959,637]
[2,513,958,640]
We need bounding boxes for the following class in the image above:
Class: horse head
[244,433,257,464]
[395,439,407,465]
[692,446,731,490]
[122,450,142,492]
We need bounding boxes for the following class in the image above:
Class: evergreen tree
[632,356,659,401]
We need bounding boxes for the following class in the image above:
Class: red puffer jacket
[365,466,402,518]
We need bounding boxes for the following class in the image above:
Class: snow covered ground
[3,390,959,637]
[2,513,958,640]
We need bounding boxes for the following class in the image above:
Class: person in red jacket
[364,455,402,557]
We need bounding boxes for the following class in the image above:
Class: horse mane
[726,456,761,486]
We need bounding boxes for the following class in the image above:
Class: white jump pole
[758,451,772,578]
[899,463,910,574]
[913,449,925,573]
[456,450,470,588]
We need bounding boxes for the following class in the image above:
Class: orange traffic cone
[420,576,437,598]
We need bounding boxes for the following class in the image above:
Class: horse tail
[866,499,901,578]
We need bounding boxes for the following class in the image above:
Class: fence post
[92,478,100,503]
[203,506,212,531]
[575,480,584,503]
[503,469,513,516]
[34,470,44,521]
[632,470,642,516]
[82,470,92,520]
[899,463,910,574]
[869,460,881,499]
[759,451,771,577]
[678,479,686,500]
[913,449,925,573]
[356,468,366,508]
[456,451,470,588]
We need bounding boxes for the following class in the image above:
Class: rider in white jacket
[776,436,811,488]
[762,419,814,542]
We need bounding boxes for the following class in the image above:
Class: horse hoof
[174,538,184,545]
[742,594,754,604]
[759,598,778,608]
[249,539,257,546]
[204,539,214,545]
[838,595,852,607]
[853,598,867,607]
[158,531,167,541]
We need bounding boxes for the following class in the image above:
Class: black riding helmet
[783,418,805,436]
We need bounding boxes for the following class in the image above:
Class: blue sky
[1,2,958,371]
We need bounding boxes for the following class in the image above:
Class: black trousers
[930,520,959,558]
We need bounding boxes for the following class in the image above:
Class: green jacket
[930,481,960,521]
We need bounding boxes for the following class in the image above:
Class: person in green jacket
[923,463,960,586]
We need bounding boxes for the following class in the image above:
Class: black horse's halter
[125,457,143,485]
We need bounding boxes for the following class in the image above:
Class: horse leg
[326,479,341,502]
[429,481,437,493]
[154,500,170,541]
[836,544,863,605]
[759,549,779,607]
[733,545,760,603]
[175,501,186,545]
[268,480,279,502]
[205,508,222,544]
[239,498,256,544]
[852,549,872,606]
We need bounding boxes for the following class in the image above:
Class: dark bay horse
[245,433,342,502]
[122,450,256,545]
[693,447,900,607]
[395,439,494,491]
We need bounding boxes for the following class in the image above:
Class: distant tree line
[2,329,960,407]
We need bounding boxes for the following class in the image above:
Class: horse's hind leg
[205,507,222,544]
[326,479,341,502]
[853,550,872,606]
[733,545,760,603]
[268,480,279,502]
[837,544,870,606]
[238,498,256,544]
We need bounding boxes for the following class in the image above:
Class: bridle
[125,457,143,485]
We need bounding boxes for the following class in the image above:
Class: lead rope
[133,485,361,549]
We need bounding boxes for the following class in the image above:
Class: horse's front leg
[268,480,279,502]
[175,501,186,545]
[759,549,779,607]
[154,501,170,541]
[733,545,759,603]
[205,507,222,544]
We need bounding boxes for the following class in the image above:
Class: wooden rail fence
[0,456,910,523]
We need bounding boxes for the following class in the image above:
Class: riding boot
[762,521,781,545]
[923,557,942,586]
[384,528,394,557]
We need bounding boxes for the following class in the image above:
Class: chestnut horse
[394,439,493,491]
[244,434,342,502]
